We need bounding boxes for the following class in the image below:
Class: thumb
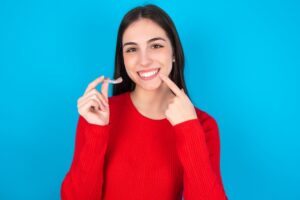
[101,78,109,101]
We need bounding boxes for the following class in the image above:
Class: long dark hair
[113,4,188,97]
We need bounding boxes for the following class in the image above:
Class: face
[122,18,174,91]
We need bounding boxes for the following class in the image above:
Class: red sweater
[61,91,228,200]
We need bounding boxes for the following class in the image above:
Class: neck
[130,83,173,118]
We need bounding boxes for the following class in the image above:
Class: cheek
[123,54,139,81]
[123,54,136,71]
[158,50,173,73]
[159,47,173,63]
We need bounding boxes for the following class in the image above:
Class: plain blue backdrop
[0,0,299,199]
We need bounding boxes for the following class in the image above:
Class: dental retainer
[104,77,123,84]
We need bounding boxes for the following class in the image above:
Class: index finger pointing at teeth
[159,73,183,97]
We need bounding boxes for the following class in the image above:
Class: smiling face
[122,18,174,91]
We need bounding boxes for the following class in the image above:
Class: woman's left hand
[159,73,198,126]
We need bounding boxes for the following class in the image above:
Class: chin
[135,78,163,91]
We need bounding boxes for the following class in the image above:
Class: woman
[61,4,228,200]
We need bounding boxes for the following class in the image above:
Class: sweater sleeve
[173,112,228,200]
[61,116,110,200]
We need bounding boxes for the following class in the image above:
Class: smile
[137,68,160,80]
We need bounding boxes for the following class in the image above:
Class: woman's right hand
[77,76,110,126]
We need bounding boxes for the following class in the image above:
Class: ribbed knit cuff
[173,118,205,144]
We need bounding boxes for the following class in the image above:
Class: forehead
[122,18,169,43]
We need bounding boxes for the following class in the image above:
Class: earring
[172,58,175,62]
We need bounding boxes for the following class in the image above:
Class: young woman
[61,4,228,200]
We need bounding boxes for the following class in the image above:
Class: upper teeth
[138,69,159,78]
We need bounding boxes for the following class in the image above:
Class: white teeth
[138,69,159,78]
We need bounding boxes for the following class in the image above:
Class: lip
[137,68,160,73]
[137,68,160,81]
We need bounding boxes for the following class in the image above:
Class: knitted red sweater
[61,91,228,200]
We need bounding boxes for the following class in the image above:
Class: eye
[125,48,137,53]
[152,44,164,49]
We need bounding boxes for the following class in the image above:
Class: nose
[139,50,152,67]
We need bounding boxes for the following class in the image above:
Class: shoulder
[194,106,219,132]
[107,92,130,117]
[108,92,128,105]
[194,107,221,153]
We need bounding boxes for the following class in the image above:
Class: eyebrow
[123,37,166,47]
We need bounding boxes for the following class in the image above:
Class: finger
[78,96,102,112]
[101,78,109,101]
[159,73,183,97]
[84,76,105,95]
[79,89,108,106]
[78,92,107,111]
[79,99,101,114]
[93,89,109,105]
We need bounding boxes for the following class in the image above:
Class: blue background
[0,0,299,199]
